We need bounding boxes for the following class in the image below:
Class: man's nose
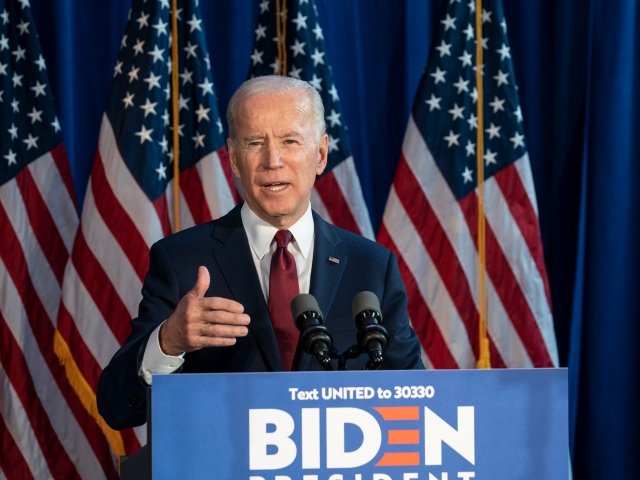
[264,143,284,168]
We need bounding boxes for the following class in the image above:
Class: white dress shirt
[139,204,315,384]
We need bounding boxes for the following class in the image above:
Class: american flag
[54,0,237,473]
[0,0,120,478]
[378,0,559,368]
[249,0,374,239]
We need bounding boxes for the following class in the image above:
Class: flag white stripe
[164,179,196,231]
[329,157,374,239]
[61,262,122,370]
[310,187,330,223]
[483,261,534,367]
[514,154,540,216]
[196,150,237,219]
[0,183,61,317]
[0,363,50,479]
[133,425,147,448]
[99,116,164,247]
[389,117,543,368]
[485,171,555,360]
[27,153,78,251]
[382,187,475,367]
[81,184,143,317]
[1,265,106,479]
[486,292,534,367]
[513,163,559,364]
[402,118,480,300]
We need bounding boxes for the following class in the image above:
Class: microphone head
[291,293,334,370]
[352,291,388,368]
[291,293,321,322]
[352,291,381,319]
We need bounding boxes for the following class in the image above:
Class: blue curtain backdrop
[27,0,639,478]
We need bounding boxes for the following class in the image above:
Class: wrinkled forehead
[239,88,312,112]
[236,91,315,131]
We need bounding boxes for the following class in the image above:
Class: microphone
[352,291,389,369]
[291,294,334,370]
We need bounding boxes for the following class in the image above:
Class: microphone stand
[334,345,383,371]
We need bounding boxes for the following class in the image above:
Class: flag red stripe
[378,224,459,368]
[217,146,242,204]
[314,172,360,234]
[118,428,143,458]
[15,167,68,284]
[57,307,141,458]
[0,315,81,480]
[9,341,115,476]
[180,163,212,224]
[4,342,71,480]
[71,230,132,344]
[460,192,554,367]
[392,156,480,355]
[50,144,77,207]
[494,165,553,306]
[0,412,35,480]
[153,192,172,237]
[56,304,105,393]
[0,206,120,477]
[91,153,150,281]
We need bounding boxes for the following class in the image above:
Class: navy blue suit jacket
[97,205,423,429]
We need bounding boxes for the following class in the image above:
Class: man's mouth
[263,182,288,192]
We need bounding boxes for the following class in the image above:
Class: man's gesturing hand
[158,266,250,356]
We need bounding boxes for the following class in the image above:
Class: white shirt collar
[241,203,314,261]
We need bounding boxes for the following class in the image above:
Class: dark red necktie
[268,230,300,370]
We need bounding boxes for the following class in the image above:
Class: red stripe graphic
[374,406,420,421]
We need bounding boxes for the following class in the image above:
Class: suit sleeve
[380,250,425,370]
[97,241,181,430]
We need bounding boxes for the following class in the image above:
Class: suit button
[128,393,141,407]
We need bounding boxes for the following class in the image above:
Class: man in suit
[97,75,423,430]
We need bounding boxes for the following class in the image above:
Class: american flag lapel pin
[328,256,340,265]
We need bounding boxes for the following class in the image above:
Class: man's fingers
[200,322,249,339]
[201,310,250,327]
[199,296,246,315]
[190,266,210,298]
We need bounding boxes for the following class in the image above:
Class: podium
[123,368,568,479]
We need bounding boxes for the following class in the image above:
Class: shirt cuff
[139,322,185,385]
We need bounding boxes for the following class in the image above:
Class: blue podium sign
[151,368,567,480]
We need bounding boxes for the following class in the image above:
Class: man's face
[228,90,328,228]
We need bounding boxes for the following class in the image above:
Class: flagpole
[171,0,181,231]
[275,0,288,75]
[475,0,491,369]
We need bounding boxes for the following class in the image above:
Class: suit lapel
[210,206,282,370]
[298,212,348,370]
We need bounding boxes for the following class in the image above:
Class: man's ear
[227,138,240,178]
[316,133,329,176]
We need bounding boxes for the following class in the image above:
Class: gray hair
[226,75,326,140]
